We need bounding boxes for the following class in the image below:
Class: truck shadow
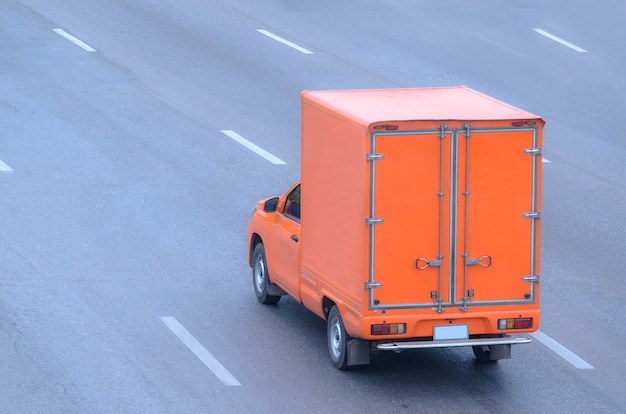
[253,297,522,413]
[349,351,516,412]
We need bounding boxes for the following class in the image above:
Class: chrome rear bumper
[377,335,532,352]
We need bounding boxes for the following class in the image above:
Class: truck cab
[248,182,301,303]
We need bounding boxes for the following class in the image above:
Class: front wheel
[327,305,349,370]
[252,243,280,305]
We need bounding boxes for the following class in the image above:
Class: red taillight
[371,323,406,336]
[514,318,533,329]
[498,318,533,330]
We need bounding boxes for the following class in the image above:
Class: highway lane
[2,0,625,412]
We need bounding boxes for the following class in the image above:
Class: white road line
[52,28,96,52]
[160,316,241,386]
[221,130,286,165]
[532,28,587,53]
[257,29,314,54]
[0,159,13,172]
[530,330,594,369]
[542,158,551,163]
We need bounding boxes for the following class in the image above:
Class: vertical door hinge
[438,124,448,139]
[366,217,384,225]
[366,153,384,161]
[365,281,383,289]
[523,212,541,219]
[464,123,472,138]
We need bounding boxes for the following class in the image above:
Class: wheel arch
[321,295,363,340]
[322,296,337,320]
[249,233,263,267]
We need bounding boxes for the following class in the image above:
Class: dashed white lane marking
[221,130,286,165]
[542,158,551,163]
[160,316,241,386]
[532,28,587,53]
[53,28,96,52]
[257,29,314,54]
[530,330,594,369]
[0,159,13,172]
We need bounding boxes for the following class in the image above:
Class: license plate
[433,324,469,341]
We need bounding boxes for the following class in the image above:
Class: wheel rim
[329,316,343,360]
[254,255,265,293]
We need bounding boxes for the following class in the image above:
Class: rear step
[377,335,531,352]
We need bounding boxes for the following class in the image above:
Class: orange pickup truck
[247,86,543,369]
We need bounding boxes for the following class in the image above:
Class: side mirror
[263,197,279,212]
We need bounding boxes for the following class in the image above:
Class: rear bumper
[377,335,531,352]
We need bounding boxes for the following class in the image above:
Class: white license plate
[433,324,469,341]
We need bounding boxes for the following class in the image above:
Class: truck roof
[301,86,542,126]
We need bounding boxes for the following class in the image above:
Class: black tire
[472,345,496,363]
[252,243,281,305]
[327,305,349,370]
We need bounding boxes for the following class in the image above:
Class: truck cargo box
[301,87,542,348]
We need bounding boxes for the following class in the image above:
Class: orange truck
[247,86,543,369]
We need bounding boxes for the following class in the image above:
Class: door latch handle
[290,234,299,243]
[416,258,442,270]
[465,255,492,267]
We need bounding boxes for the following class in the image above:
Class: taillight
[498,318,533,330]
[371,323,406,336]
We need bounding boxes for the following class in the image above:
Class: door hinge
[366,217,384,225]
[438,124,448,138]
[365,281,383,289]
[524,147,542,155]
[463,123,472,138]
[367,153,384,161]
[522,275,540,282]
[523,211,541,219]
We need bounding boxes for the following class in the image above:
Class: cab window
[283,184,301,222]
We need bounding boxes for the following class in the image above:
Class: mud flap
[267,282,286,296]
[488,344,512,360]
[475,344,511,361]
[347,338,371,366]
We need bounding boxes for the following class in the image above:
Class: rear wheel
[327,305,349,370]
[252,243,280,305]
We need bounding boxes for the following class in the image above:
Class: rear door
[455,127,540,308]
[366,125,540,311]
[367,128,452,310]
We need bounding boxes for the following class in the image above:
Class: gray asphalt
[1,0,625,413]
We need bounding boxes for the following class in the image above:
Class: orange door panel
[455,129,539,304]
[371,131,451,307]
[265,213,300,298]
[367,126,540,311]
